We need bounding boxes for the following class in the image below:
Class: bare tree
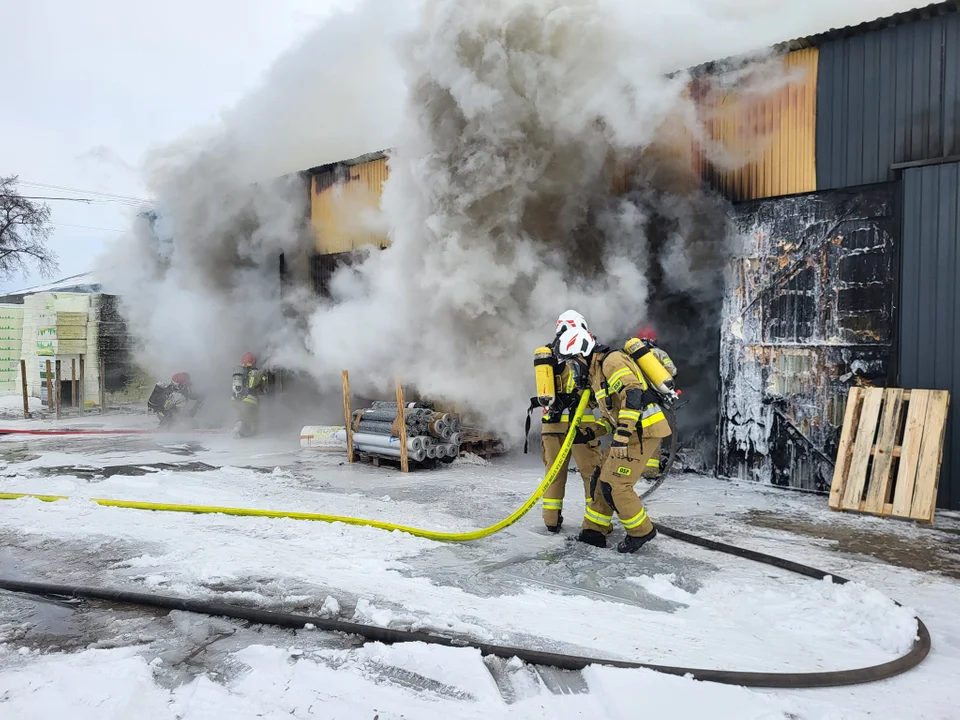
[0,175,58,280]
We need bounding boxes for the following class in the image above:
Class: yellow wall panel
[311,156,390,255]
[691,48,818,201]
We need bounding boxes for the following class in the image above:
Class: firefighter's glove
[610,424,632,459]
[573,427,595,445]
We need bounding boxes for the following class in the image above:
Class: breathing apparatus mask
[550,332,591,391]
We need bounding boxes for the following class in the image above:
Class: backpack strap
[523,397,539,454]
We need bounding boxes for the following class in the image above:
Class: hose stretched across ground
[0,391,595,543]
[0,527,930,689]
[0,389,931,687]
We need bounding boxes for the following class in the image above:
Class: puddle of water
[0,445,41,464]
[31,461,220,480]
[397,533,715,614]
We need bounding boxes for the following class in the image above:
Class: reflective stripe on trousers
[584,506,613,528]
[621,507,648,530]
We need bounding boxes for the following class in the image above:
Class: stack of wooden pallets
[829,387,950,523]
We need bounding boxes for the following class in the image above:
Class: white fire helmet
[556,309,589,334]
[554,310,596,359]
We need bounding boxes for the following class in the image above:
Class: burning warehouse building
[300,2,960,512]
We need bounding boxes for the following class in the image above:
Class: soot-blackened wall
[718,183,898,490]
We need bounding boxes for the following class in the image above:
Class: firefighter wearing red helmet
[232,352,268,438]
[631,326,677,479]
[147,372,202,427]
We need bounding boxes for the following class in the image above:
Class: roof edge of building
[305,150,391,176]
[691,1,959,75]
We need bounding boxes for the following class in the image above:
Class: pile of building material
[348,401,462,462]
[19,292,100,404]
[0,305,23,394]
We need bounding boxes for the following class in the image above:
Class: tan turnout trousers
[642,439,662,478]
[582,436,658,537]
[540,432,603,528]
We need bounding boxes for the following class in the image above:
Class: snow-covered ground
[0,413,958,718]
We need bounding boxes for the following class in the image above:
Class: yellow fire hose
[0,387,935,688]
[0,391,592,543]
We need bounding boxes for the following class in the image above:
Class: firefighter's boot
[616,527,658,554]
[576,529,607,548]
[546,511,563,534]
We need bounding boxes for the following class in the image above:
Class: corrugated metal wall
[899,161,960,510]
[817,12,960,189]
[693,48,818,201]
[311,157,390,255]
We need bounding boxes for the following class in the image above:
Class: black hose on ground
[0,523,930,689]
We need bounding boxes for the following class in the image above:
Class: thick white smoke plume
[97,0,419,421]
[306,0,705,425]
[98,0,917,438]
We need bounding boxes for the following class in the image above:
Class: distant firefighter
[232,352,268,438]
[147,372,203,428]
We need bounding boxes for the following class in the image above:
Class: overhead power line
[18,180,151,205]
[30,195,142,206]
[51,222,127,234]
[1,194,93,203]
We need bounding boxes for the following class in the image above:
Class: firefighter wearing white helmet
[553,311,670,553]
[529,345,611,532]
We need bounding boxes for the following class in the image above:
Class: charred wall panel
[309,252,354,298]
[900,161,960,510]
[95,294,138,392]
[817,11,960,189]
[719,183,897,490]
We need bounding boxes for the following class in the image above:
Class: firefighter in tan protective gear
[232,352,268,438]
[631,326,677,480]
[553,310,672,554]
[532,341,611,533]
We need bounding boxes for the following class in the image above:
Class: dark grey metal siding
[817,12,960,189]
[899,161,960,509]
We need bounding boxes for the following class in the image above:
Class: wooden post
[45,360,52,413]
[54,360,62,420]
[20,359,29,418]
[78,355,85,418]
[99,358,106,413]
[71,359,77,410]
[342,370,354,463]
[395,378,409,473]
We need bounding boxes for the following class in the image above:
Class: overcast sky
[0,0,359,293]
[1,0,927,294]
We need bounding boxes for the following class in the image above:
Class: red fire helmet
[635,326,657,341]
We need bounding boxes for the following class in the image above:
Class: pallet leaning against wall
[829,387,951,523]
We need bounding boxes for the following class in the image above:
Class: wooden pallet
[459,429,505,460]
[829,387,950,523]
